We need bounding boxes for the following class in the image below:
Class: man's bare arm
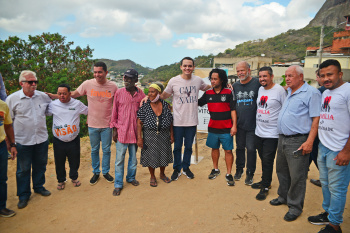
[160,91,171,100]
[4,124,17,160]
[70,90,81,98]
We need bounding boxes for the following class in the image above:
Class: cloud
[174,33,246,54]
[0,0,326,53]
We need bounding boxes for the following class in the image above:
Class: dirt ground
[1,133,349,233]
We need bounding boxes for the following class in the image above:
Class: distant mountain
[139,0,350,85]
[96,58,152,75]
[308,0,350,27]
[219,26,339,62]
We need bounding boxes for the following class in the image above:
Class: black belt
[281,133,308,138]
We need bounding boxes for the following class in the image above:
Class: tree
[0,32,95,141]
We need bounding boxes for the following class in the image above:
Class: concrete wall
[213,56,272,76]
[305,56,350,69]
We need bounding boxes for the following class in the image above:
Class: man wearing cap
[270,65,321,222]
[69,61,118,185]
[110,69,145,196]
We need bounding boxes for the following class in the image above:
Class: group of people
[220,59,348,233]
[0,57,348,233]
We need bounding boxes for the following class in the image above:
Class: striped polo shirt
[198,88,236,134]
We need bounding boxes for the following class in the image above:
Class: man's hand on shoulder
[140,96,149,106]
[45,92,57,99]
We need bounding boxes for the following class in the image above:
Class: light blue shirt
[277,82,321,135]
[0,73,7,101]
[6,89,51,145]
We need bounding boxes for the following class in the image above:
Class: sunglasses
[22,81,38,85]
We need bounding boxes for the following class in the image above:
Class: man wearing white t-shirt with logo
[46,62,118,185]
[47,84,88,190]
[308,59,350,233]
[252,67,286,201]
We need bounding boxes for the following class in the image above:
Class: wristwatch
[10,142,16,148]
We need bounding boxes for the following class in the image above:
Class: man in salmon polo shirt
[71,62,118,185]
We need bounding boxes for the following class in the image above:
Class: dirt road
[1,134,349,233]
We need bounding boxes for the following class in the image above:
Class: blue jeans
[16,140,49,201]
[318,142,350,225]
[114,141,137,188]
[88,127,112,175]
[173,126,196,171]
[0,140,8,209]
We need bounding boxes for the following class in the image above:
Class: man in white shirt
[6,70,52,209]
[47,84,88,190]
[142,57,211,180]
[308,59,350,233]
[252,67,286,201]
[162,57,211,180]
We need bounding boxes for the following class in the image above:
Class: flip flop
[57,182,65,190]
[160,176,171,183]
[150,178,157,187]
[72,180,81,187]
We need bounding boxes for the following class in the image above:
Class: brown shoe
[112,188,122,196]
[127,180,140,186]
[0,208,16,218]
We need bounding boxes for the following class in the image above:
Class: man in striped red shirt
[198,68,237,186]
[110,69,145,196]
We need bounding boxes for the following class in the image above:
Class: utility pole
[318,25,324,68]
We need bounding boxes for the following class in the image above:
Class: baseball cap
[124,69,138,78]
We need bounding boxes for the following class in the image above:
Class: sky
[0,0,326,69]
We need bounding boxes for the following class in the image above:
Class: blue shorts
[206,132,233,150]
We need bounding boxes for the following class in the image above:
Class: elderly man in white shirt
[6,70,52,209]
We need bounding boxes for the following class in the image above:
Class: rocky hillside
[96,58,152,75]
[308,0,350,27]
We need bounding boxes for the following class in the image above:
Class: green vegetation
[0,32,94,142]
[142,26,341,85]
[141,54,215,85]
[219,26,341,63]
[98,58,151,76]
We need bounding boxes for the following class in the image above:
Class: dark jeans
[16,140,49,201]
[309,136,319,169]
[255,136,278,188]
[0,140,8,209]
[53,136,80,183]
[276,134,309,216]
[235,128,256,174]
[173,126,196,171]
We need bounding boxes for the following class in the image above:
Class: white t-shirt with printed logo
[164,74,207,126]
[47,98,88,142]
[318,82,350,152]
[255,84,287,138]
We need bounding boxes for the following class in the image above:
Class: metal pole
[318,25,324,68]
[195,129,198,163]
